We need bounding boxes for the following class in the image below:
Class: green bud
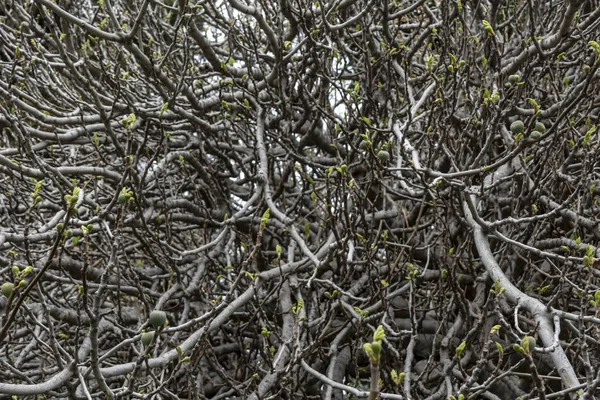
[20,21,30,33]
[398,372,406,384]
[510,120,525,134]
[141,331,154,347]
[377,150,390,163]
[534,121,546,133]
[371,340,382,357]
[522,336,536,353]
[149,310,167,328]
[1,282,14,297]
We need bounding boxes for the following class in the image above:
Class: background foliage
[1,0,600,398]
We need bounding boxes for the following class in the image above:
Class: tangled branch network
[1,0,600,399]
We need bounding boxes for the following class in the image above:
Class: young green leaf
[482,20,495,37]
[456,341,466,358]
